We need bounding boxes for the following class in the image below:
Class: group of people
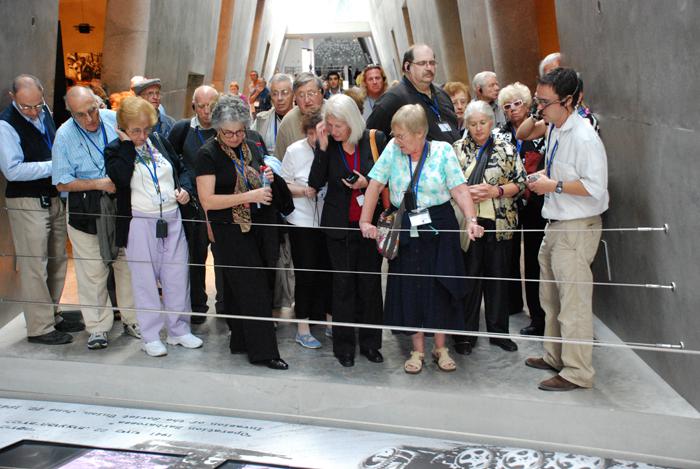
[1,44,608,390]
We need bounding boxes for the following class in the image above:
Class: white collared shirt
[542,112,609,220]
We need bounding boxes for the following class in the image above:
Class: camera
[344,173,359,185]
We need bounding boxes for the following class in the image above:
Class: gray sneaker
[123,322,142,339]
[87,331,108,350]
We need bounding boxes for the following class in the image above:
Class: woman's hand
[315,121,329,151]
[248,187,273,205]
[304,186,317,199]
[468,183,496,203]
[261,166,274,183]
[341,170,368,190]
[175,188,190,205]
[467,220,484,241]
[115,126,130,142]
[360,221,378,239]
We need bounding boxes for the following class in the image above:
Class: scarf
[217,132,262,233]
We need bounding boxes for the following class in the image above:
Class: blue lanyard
[195,127,206,145]
[74,120,107,156]
[135,143,161,194]
[273,115,280,140]
[510,129,522,155]
[337,143,359,174]
[407,142,429,200]
[404,76,441,121]
[545,124,559,177]
[233,147,253,190]
[40,129,53,150]
[475,136,493,163]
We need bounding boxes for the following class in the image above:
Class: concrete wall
[367,0,411,82]
[555,0,700,409]
[223,0,257,94]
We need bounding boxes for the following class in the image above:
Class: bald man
[168,85,223,321]
[0,75,74,345]
[52,86,140,350]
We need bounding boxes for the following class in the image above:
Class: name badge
[409,208,431,227]
[438,122,452,132]
[356,194,365,207]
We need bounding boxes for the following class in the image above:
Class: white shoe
[166,333,203,349]
[142,340,167,357]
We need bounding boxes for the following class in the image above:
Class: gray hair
[323,94,366,144]
[12,74,44,94]
[539,52,561,77]
[472,71,496,95]
[464,100,495,124]
[64,85,98,112]
[293,72,323,93]
[269,73,293,87]
[211,94,250,129]
[391,104,428,137]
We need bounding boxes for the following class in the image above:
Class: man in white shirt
[525,67,609,391]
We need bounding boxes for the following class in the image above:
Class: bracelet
[497,186,504,198]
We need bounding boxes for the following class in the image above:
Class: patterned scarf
[217,132,262,233]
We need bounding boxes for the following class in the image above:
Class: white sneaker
[166,333,203,349]
[142,340,167,357]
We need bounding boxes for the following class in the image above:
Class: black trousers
[520,202,546,327]
[326,228,383,357]
[455,218,512,345]
[507,227,525,314]
[288,225,331,321]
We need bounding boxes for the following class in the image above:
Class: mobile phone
[39,195,51,209]
[527,174,540,183]
[344,173,359,184]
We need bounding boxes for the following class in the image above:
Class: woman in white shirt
[281,112,331,349]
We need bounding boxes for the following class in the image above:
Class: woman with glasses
[105,96,202,357]
[195,95,291,370]
[443,82,470,136]
[359,104,482,374]
[451,100,526,356]
[308,94,386,368]
[496,83,548,335]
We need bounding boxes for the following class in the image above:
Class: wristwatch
[555,181,564,194]
[468,216,478,224]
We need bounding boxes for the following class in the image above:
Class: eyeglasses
[71,106,99,120]
[271,89,291,98]
[126,127,152,136]
[503,99,524,111]
[194,102,215,110]
[296,90,321,100]
[219,128,246,138]
[411,60,437,68]
[17,100,45,112]
[363,64,382,72]
[533,96,562,108]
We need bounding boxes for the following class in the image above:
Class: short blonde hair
[323,94,366,144]
[443,81,470,100]
[116,96,158,130]
[498,82,532,108]
[391,104,428,137]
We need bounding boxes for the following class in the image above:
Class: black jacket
[366,77,460,144]
[104,133,194,248]
[308,129,387,240]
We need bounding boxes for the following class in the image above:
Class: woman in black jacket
[308,94,387,367]
[195,94,292,370]
[105,96,202,357]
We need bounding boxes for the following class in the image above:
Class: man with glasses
[52,86,140,350]
[0,74,76,345]
[472,71,506,126]
[253,74,294,155]
[359,64,388,121]
[131,77,175,136]
[524,68,608,392]
[275,72,325,160]
[366,44,460,143]
[168,85,222,324]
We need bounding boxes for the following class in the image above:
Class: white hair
[472,71,497,95]
[539,52,561,77]
[464,100,495,124]
[323,94,366,144]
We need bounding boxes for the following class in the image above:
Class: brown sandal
[404,351,425,374]
[432,347,456,372]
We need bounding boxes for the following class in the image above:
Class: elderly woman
[281,112,332,349]
[308,94,386,368]
[497,83,547,335]
[105,96,202,357]
[360,104,482,374]
[195,95,292,370]
[452,101,526,355]
[443,81,470,135]
[228,81,248,104]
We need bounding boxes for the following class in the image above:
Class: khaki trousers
[67,223,136,333]
[538,215,602,388]
[6,196,67,337]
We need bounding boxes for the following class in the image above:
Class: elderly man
[360,64,388,121]
[0,75,76,345]
[253,73,294,155]
[366,44,460,143]
[131,77,175,136]
[472,71,506,126]
[539,52,561,77]
[52,86,140,350]
[168,85,222,323]
[275,72,325,159]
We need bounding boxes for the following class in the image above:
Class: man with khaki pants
[525,68,608,391]
[52,86,140,349]
[0,75,77,344]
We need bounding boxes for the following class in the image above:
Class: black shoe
[190,315,206,325]
[336,354,355,367]
[55,317,85,333]
[490,338,518,352]
[360,348,384,363]
[520,324,544,336]
[28,330,73,345]
[454,342,472,355]
[257,358,288,370]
